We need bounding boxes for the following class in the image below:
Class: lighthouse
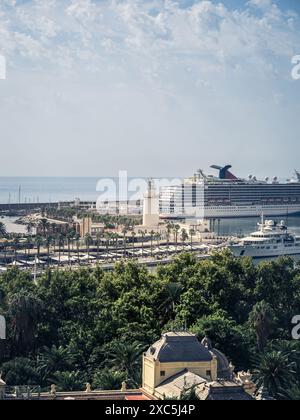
[143,179,160,227]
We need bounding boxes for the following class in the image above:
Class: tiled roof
[155,369,207,399]
[146,332,213,363]
[199,381,254,401]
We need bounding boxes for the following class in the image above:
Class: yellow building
[142,332,252,400]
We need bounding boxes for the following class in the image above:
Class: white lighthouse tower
[143,179,160,228]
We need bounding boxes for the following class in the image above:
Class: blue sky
[0,0,299,178]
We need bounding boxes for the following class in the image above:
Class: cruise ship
[229,219,300,258]
[159,165,300,219]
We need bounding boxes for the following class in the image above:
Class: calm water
[212,216,300,237]
[0,177,102,204]
[0,176,152,204]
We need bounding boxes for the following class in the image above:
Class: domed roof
[146,332,213,363]
[201,336,233,380]
[211,348,233,380]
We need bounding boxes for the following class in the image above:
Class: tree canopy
[1,250,300,398]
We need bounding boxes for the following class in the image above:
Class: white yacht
[229,219,300,258]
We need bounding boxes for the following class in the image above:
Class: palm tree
[104,232,111,254]
[51,371,82,392]
[189,228,195,250]
[150,230,155,257]
[93,369,126,391]
[85,234,92,263]
[139,230,146,258]
[35,235,44,259]
[180,229,188,250]
[66,230,74,263]
[173,224,180,251]
[156,232,161,248]
[37,345,73,380]
[51,223,57,236]
[166,222,172,255]
[253,350,297,399]
[249,301,274,353]
[9,291,43,355]
[45,235,53,266]
[25,236,33,258]
[109,341,144,388]
[13,236,20,262]
[131,232,136,255]
[75,234,81,263]
[159,282,183,316]
[122,228,128,257]
[26,222,34,236]
[285,386,300,400]
[58,234,66,264]
[0,221,7,238]
[112,233,120,261]
[39,218,49,237]
[95,232,102,261]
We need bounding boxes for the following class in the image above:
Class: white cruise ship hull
[159,168,300,220]
[164,204,300,220]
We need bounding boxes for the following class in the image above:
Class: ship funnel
[210,165,238,180]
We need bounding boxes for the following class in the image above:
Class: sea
[211,216,300,237]
[0,177,104,204]
[1,177,300,236]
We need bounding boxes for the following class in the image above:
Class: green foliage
[36,345,74,383]
[1,357,40,385]
[191,311,254,370]
[50,371,83,392]
[93,369,126,391]
[253,349,297,400]
[104,340,144,388]
[0,250,300,398]
[249,301,274,353]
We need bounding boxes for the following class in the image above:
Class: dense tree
[106,341,144,388]
[50,371,83,392]
[37,345,74,383]
[191,312,253,370]
[8,290,43,355]
[0,357,40,386]
[0,250,300,398]
[93,369,126,391]
[249,301,274,353]
[159,282,183,320]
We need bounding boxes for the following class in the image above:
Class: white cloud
[0,0,298,77]
[0,1,299,177]
[248,0,273,9]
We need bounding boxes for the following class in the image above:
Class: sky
[0,0,300,179]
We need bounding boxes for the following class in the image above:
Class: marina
[2,167,300,276]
